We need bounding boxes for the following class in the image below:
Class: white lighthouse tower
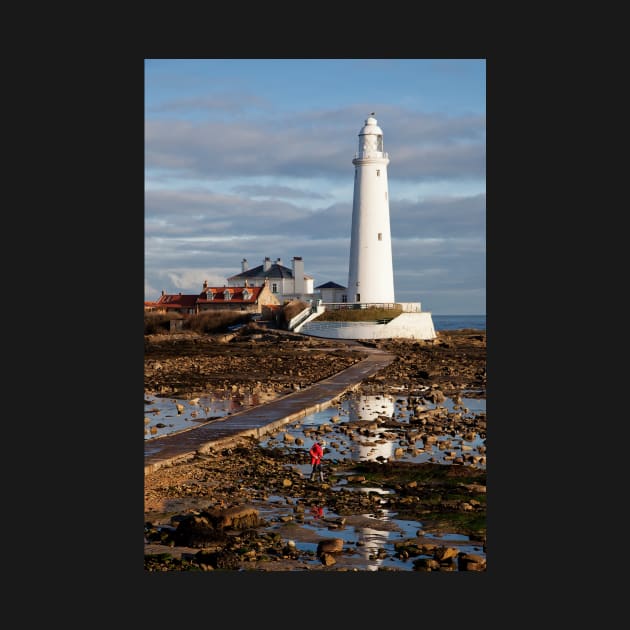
[297,114,437,341]
[347,114,395,305]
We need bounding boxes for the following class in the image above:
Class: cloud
[145,105,485,182]
[231,184,331,200]
[147,92,270,115]
[392,193,486,239]
[144,95,485,313]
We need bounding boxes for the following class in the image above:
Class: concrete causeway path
[144,347,396,474]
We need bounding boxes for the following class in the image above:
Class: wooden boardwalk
[144,349,395,474]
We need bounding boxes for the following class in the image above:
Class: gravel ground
[144,326,486,572]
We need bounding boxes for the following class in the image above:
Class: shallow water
[145,390,487,571]
[255,492,484,571]
[260,392,486,469]
[145,390,486,469]
[144,390,279,440]
[146,391,486,465]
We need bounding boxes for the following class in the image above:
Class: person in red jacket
[309,437,325,482]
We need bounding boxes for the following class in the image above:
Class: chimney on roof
[263,257,271,272]
[244,279,248,287]
[161,289,165,296]
[203,280,208,289]
[293,256,305,295]
[242,258,248,272]
[276,257,282,266]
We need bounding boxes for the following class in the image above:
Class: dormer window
[243,289,251,300]
[206,290,214,300]
[223,289,232,301]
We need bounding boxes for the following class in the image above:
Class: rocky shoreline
[144,326,487,572]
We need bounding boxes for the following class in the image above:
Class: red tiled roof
[156,294,198,308]
[198,286,263,304]
[153,286,264,309]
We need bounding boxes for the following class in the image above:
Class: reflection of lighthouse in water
[347,395,396,462]
[353,525,392,571]
[356,436,395,462]
[348,394,395,421]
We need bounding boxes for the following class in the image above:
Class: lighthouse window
[376,169,380,176]
[378,233,382,241]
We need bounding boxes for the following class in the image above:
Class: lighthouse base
[299,312,437,341]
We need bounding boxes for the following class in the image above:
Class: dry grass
[144,312,181,334]
[186,311,250,333]
[144,301,309,335]
[144,310,249,335]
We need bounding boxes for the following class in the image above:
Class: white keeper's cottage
[227,256,314,303]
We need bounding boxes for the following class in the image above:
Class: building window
[342,294,347,303]
[376,169,380,176]
[243,289,251,300]
[224,290,231,300]
[356,293,360,302]
[272,283,278,293]
[378,233,382,241]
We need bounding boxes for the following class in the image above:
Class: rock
[144,328,487,572]
[458,553,486,571]
[434,546,459,562]
[317,538,344,555]
[320,553,337,566]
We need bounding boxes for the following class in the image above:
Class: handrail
[324,302,421,313]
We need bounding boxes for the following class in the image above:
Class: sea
[432,314,485,331]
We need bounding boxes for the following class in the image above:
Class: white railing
[302,320,385,330]
[323,302,421,313]
[353,152,389,159]
[287,307,312,331]
[324,302,399,311]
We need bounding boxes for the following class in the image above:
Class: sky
[145,59,485,315]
